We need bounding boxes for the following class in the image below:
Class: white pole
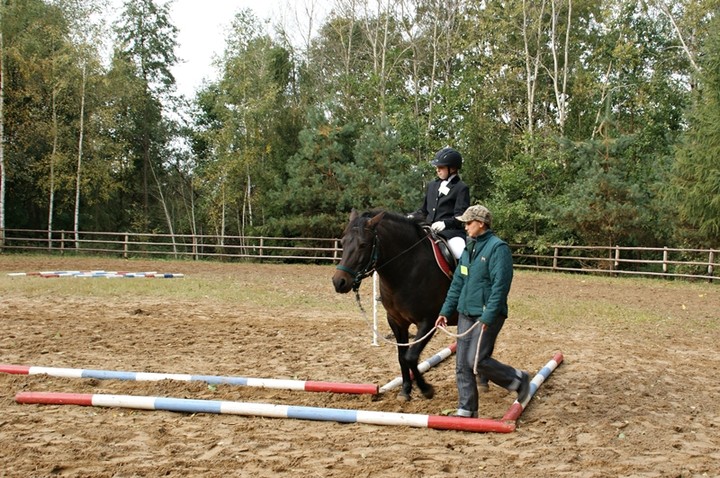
[372,272,379,346]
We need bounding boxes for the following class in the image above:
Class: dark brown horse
[332,209,457,401]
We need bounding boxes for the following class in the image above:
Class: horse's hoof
[421,384,435,400]
[397,391,411,402]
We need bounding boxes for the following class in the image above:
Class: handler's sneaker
[451,409,478,418]
[516,372,531,404]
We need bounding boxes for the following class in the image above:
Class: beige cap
[456,205,492,226]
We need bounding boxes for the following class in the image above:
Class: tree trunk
[549,0,571,134]
[74,62,87,249]
[522,0,546,150]
[149,160,177,256]
[0,25,6,249]
[658,2,700,75]
[48,87,58,251]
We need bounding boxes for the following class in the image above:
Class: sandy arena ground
[1,255,719,477]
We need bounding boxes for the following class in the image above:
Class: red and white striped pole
[0,364,378,395]
[15,391,516,433]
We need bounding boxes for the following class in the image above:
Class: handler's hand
[435,315,448,328]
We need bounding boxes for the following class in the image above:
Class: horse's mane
[362,208,425,235]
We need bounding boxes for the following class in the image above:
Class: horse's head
[332,209,385,293]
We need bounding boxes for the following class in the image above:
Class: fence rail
[1,228,717,282]
[0,228,340,263]
[511,244,718,281]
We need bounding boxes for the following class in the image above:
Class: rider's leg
[448,237,465,259]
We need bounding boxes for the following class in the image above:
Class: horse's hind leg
[406,320,436,399]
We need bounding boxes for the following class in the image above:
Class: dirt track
[1,255,719,477]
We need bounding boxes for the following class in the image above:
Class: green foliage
[109,0,180,232]
[261,112,425,237]
[668,14,720,246]
[1,0,718,251]
[1,0,83,229]
[488,135,571,248]
[256,213,344,239]
[268,109,357,220]
[553,130,671,247]
[188,9,299,236]
[114,0,179,93]
[340,121,423,212]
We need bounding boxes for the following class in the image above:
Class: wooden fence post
[614,245,620,270]
[709,251,715,282]
[123,234,129,259]
[552,247,558,272]
[662,247,669,273]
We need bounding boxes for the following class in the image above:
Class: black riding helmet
[431,147,463,169]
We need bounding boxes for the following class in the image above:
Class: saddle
[422,226,457,280]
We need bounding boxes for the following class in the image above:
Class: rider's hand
[435,315,448,328]
[431,221,446,232]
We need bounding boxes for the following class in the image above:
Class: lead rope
[352,288,481,347]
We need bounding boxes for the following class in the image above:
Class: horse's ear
[367,211,385,229]
[342,209,359,236]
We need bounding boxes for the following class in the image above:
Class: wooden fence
[0,228,717,282]
[0,228,341,262]
[510,244,718,282]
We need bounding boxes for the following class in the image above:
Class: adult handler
[435,205,530,418]
[409,147,470,259]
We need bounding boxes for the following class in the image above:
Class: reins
[335,221,427,293]
[336,221,480,347]
[351,288,481,346]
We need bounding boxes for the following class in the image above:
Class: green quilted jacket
[439,230,513,325]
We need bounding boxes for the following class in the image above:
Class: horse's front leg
[405,319,436,399]
[388,319,413,401]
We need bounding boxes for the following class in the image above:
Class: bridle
[336,218,466,348]
[335,225,380,292]
[335,219,428,292]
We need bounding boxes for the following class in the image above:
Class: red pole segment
[427,415,515,433]
[16,392,93,406]
[304,381,378,394]
[0,364,31,374]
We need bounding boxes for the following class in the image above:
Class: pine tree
[669,16,720,246]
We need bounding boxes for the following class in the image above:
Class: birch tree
[522,0,546,143]
[53,0,107,246]
[0,5,5,249]
[548,0,572,133]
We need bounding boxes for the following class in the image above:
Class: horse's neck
[376,226,428,278]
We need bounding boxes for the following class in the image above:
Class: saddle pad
[429,236,454,280]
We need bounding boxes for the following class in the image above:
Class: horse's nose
[332,272,352,293]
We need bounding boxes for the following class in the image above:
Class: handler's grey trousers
[455,313,524,417]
